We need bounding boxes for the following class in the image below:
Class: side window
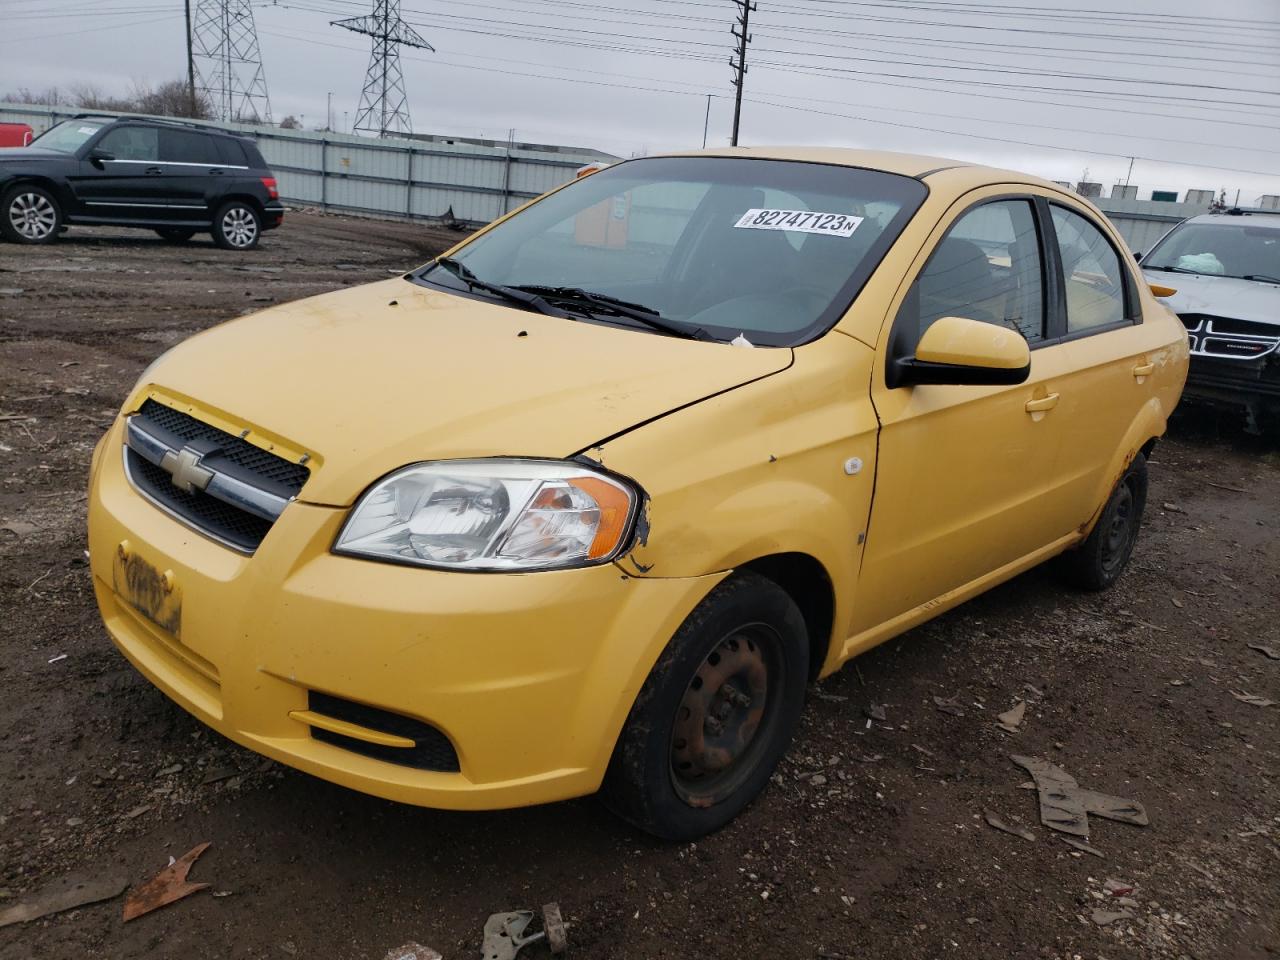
[159,129,217,165]
[1050,206,1128,333]
[213,136,249,167]
[897,199,1044,350]
[96,126,158,162]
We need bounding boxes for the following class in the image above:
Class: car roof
[1184,212,1280,229]
[657,145,1068,191]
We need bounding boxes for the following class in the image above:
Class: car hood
[0,147,67,161]
[1142,269,1280,328]
[136,278,794,506]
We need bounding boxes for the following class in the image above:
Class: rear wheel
[155,227,196,243]
[211,200,261,250]
[602,572,808,840]
[1059,453,1148,591]
[1,185,61,244]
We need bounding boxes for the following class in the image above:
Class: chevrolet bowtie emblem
[160,446,214,494]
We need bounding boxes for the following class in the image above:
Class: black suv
[0,114,284,250]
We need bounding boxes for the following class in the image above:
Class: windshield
[1144,221,1280,281]
[29,119,108,154]
[415,156,927,345]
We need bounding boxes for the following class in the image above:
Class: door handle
[1025,393,1060,414]
[1132,362,1155,379]
[209,168,224,175]
[144,166,162,175]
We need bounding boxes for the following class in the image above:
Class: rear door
[156,128,220,221]
[1045,202,1174,526]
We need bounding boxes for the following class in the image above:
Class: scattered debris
[1062,837,1105,858]
[1230,691,1276,708]
[122,804,152,820]
[0,874,128,928]
[1171,596,1184,608]
[47,654,67,664]
[1091,908,1134,926]
[155,763,184,777]
[910,744,934,757]
[1161,502,1185,513]
[1104,879,1135,897]
[1010,755,1149,838]
[863,703,886,722]
[1247,643,1279,661]
[0,520,39,536]
[996,701,1026,733]
[855,754,883,764]
[480,903,567,959]
[813,690,847,702]
[122,842,212,922]
[983,809,1035,842]
[383,944,443,960]
[200,766,239,785]
[1204,481,1247,494]
[933,695,965,717]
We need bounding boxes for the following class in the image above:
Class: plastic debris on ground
[122,842,213,922]
[480,902,567,958]
[983,809,1035,842]
[0,874,128,927]
[1010,755,1149,838]
[383,944,443,960]
[996,700,1026,733]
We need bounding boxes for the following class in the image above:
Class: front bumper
[88,418,722,809]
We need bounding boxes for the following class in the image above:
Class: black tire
[602,571,809,840]
[155,227,197,243]
[1059,453,1148,591]
[1,184,62,244]
[211,200,261,250]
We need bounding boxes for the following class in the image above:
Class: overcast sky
[2,0,1278,203]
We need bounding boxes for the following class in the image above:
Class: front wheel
[211,201,261,250]
[602,572,809,840]
[1059,452,1148,591]
[1,185,62,244]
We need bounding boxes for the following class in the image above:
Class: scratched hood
[133,278,793,505]
[1142,269,1280,328]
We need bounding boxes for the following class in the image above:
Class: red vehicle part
[0,123,34,147]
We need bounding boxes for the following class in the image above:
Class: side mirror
[890,315,1031,388]
[88,149,114,166]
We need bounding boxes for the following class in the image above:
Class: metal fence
[0,103,609,226]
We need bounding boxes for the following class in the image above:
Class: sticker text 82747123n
[733,208,864,237]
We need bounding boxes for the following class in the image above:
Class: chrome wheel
[670,624,779,808]
[9,191,57,241]
[220,206,258,248]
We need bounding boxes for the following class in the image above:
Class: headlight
[334,459,639,571]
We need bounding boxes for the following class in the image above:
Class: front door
[69,124,166,221]
[849,192,1076,645]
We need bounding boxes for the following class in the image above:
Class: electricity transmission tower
[729,0,756,146]
[335,0,434,137]
[191,0,272,123]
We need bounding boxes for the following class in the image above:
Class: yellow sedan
[88,148,1188,839]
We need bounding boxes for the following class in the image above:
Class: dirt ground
[1,213,1277,960]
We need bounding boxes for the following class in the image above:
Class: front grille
[139,400,310,490]
[123,400,310,552]
[307,691,461,772]
[126,449,274,551]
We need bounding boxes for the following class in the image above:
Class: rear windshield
[1144,221,1280,282]
[416,156,927,345]
[30,119,108,154]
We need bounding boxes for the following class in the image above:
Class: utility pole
[334,0,434,137]
[191,0,272,123]
[702,94,711,148]
[184,0,196,116]
[327,91,333,131]
[1123,156,1134,188]
[729,0,755,147]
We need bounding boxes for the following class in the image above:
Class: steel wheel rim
[221,207,257,247]
[9,192,56,240]
[1100,480,1136,574]
[670,623,781,807]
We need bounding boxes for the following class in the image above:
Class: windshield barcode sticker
[734,209,863,237]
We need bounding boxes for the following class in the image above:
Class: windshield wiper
[514,285,711,341]
[1144,264,1205,275]
[431,258,570,318]
[1239,273,1280,285]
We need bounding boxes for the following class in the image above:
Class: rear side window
[240,141,268,170]
[896,199,1045,350]
[159,129,217,165]
[213,136,249,167]
[97,126,158,162]
[1050,206,1129,332]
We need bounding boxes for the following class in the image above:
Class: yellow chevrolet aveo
[88,148,1188,839]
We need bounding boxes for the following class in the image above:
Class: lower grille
[307,692,460,772]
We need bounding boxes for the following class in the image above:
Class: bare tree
[279,115,301,129]
[2,79,213,120]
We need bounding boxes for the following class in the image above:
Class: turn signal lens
[260,176,279,199]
